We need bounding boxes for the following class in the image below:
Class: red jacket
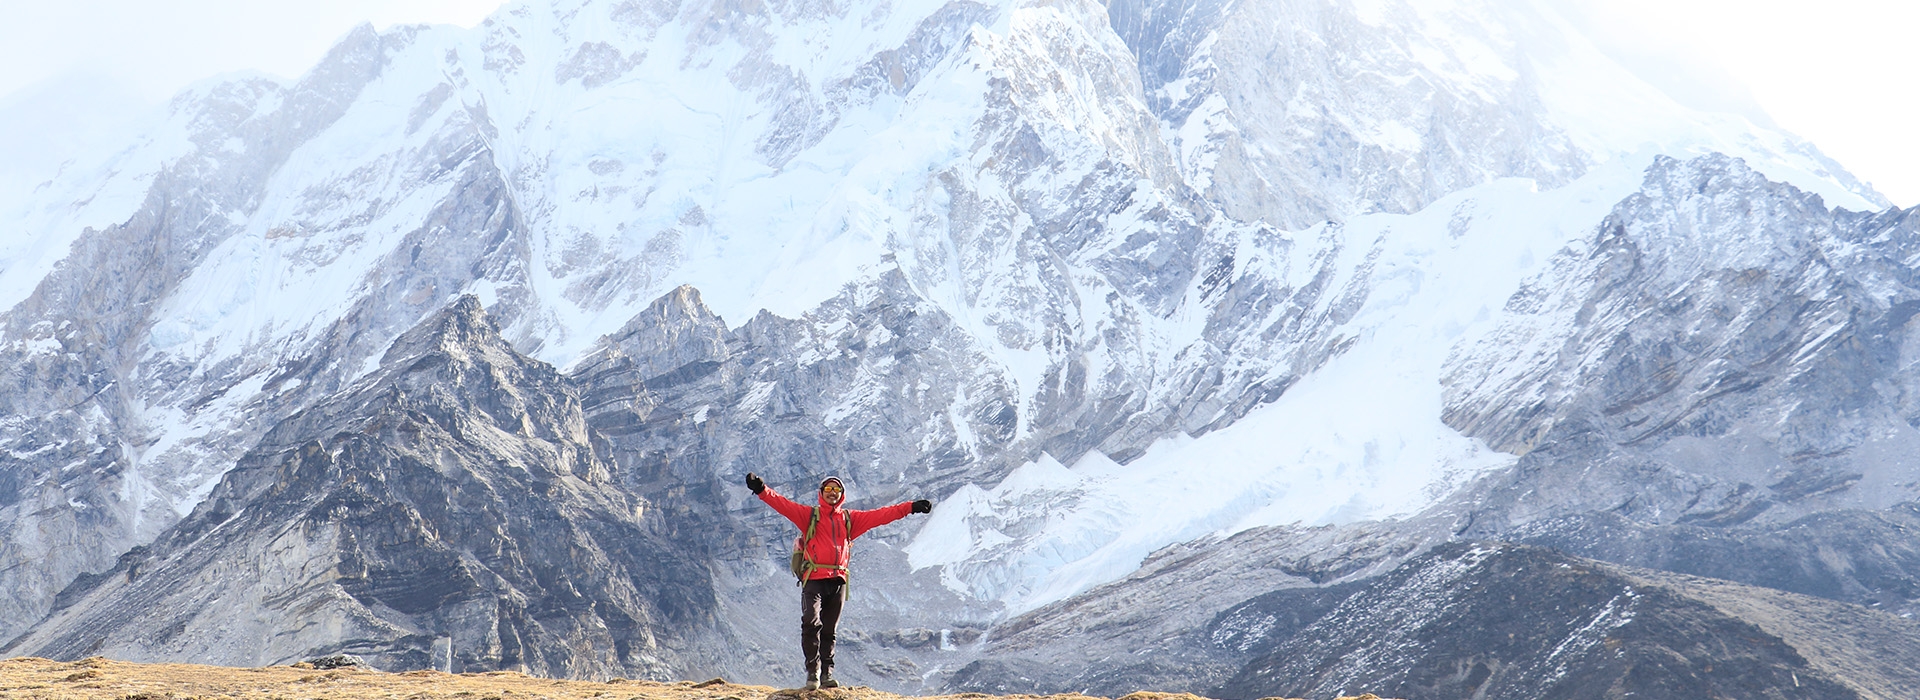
[758,487,914,580]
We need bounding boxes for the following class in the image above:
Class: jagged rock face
[0,25,527,644]
[572,276,1021,504]
[1217,543,1920,700]
[553,261,1416,686]
[1443,155,1920,530]
[3,298,719,679]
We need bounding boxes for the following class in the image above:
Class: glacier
[906,159,1658,614]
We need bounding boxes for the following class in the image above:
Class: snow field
[907,159,1656,614]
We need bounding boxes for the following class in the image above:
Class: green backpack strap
[792,507,820,585]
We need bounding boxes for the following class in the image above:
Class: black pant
[800,577,845,676]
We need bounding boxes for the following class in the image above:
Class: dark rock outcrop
[1218,543,1920,700]
[3,297,723,679]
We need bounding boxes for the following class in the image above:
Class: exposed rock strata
[1219,543,1920,700]
[4,298,721,679]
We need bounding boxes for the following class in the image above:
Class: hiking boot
[820,670,839,689]
[803,672,819,691]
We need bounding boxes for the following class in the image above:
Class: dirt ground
[0,657,1386,700]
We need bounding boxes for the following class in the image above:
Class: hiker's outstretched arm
[847,501,919,539]
[750,474,812,528]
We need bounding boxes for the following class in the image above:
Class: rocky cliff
[4,298,723,679]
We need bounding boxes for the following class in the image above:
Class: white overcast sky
[0,0,1914,207]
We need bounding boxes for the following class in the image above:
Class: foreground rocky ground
[0,658,1393,700]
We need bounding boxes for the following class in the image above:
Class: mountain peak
[579,285,731,375]
[379,294,510,363]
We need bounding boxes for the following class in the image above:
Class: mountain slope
[1218,542,1920,700]
[1108,0,1882,229]
[947,537,1920,699]
[3,297,721,678]
[1505,506,1920,615]
[0,26,531,644]
[1444,154,1920,530]
[939,154,1920,695]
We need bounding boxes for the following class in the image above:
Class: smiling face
[820,481,844,506]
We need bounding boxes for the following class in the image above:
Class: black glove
[911,499,932,514]
[745,472,764,494]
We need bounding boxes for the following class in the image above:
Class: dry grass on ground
[0,657,1387,700]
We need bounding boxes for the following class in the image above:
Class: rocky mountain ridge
[957,538,1920,700]
[18,286,1920,699]
[1220,542,1920,700]
[5,297,725,678]
[1443,154,1920,530]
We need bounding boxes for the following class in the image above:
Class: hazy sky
[0,0,1913,206]
[1568,0,1919,207]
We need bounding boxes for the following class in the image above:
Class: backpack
[790,506,853,584]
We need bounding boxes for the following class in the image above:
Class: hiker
[745,472,932,690]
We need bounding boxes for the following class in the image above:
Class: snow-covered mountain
[0,0,1911,694]
[942,154,1920,696]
